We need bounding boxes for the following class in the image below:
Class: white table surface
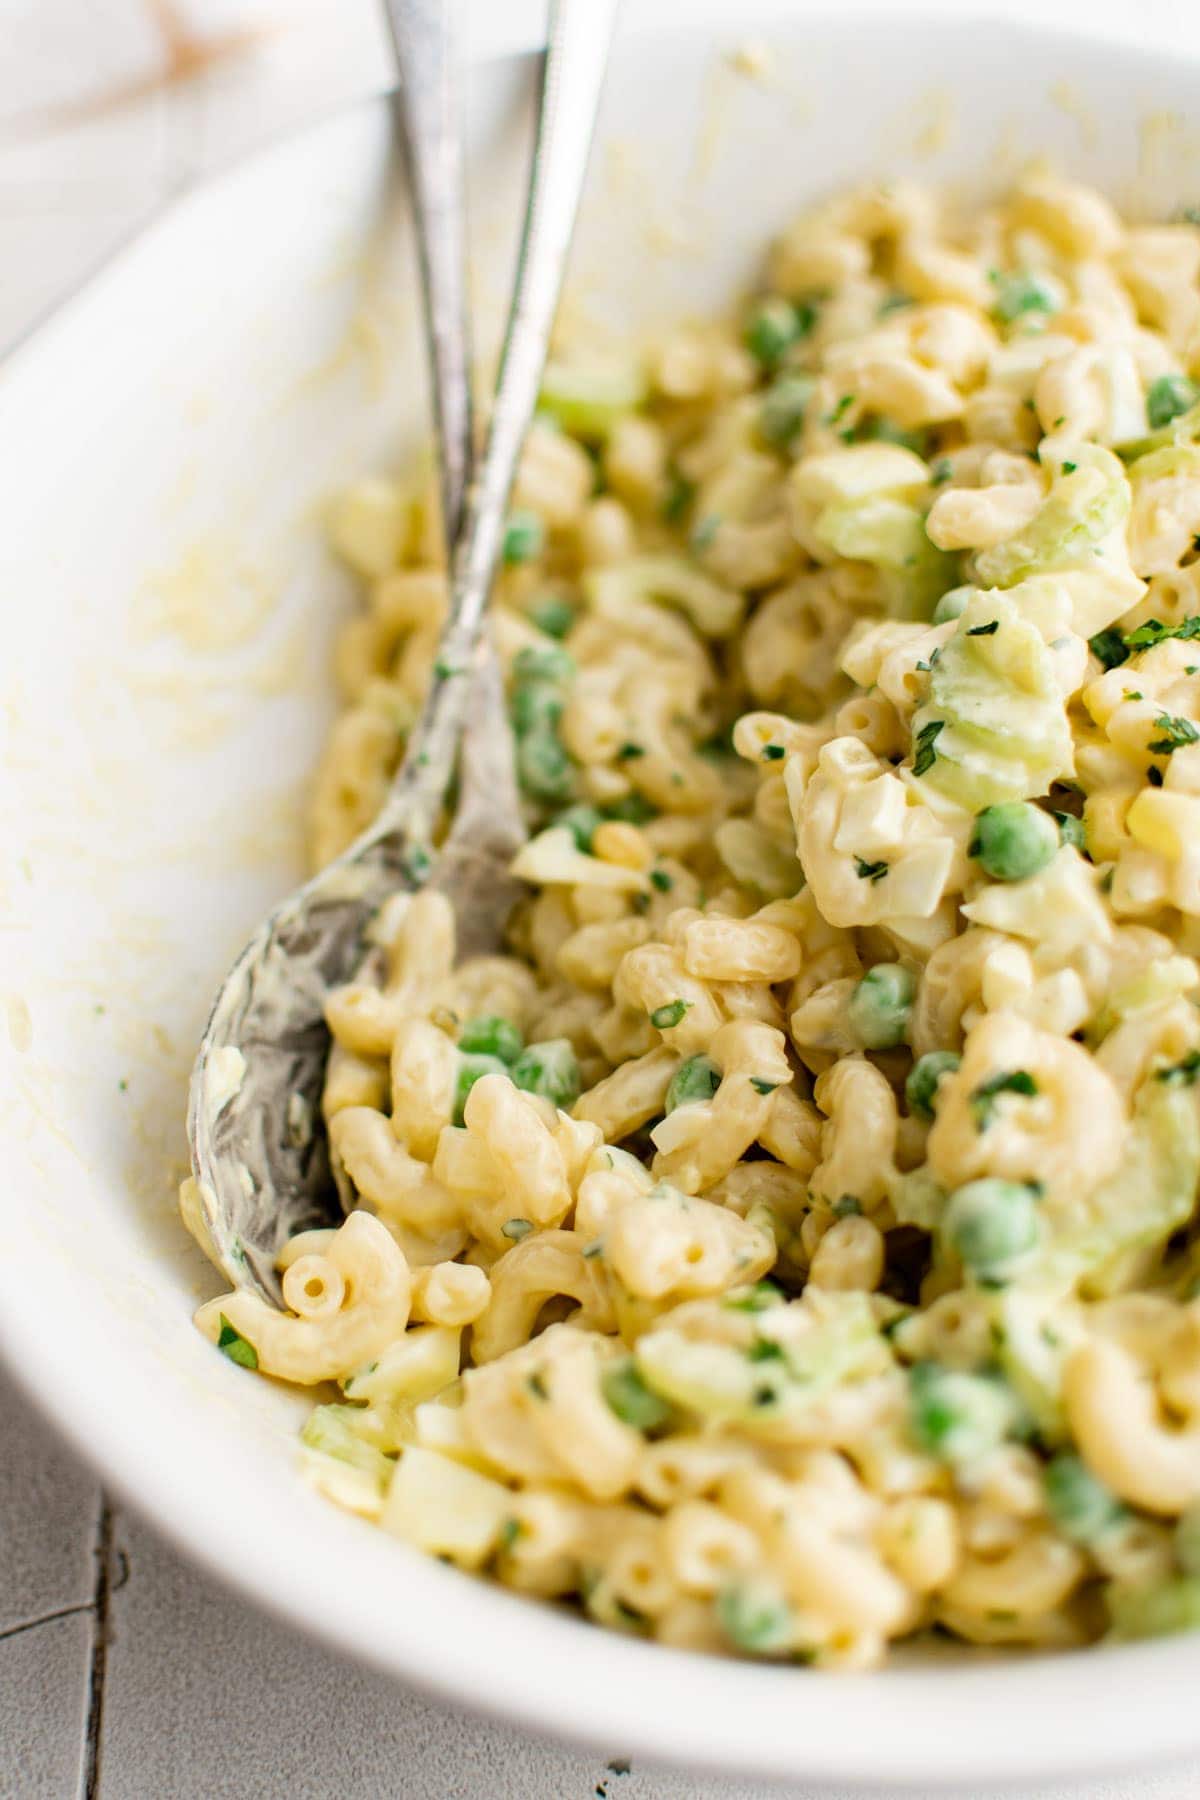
[8,2,1200,1793]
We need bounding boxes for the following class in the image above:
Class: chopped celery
[538,358,647,439]
[910,591,1074,808]
[973,446,1130,589]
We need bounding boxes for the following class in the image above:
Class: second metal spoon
[184,0,618,1300]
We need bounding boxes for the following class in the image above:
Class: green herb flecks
[854,856,890,883]
[650,999,691,1030]
[912,719,944,778]
[969,1069,1039,1132]
[1156,1051,1200,1087]
[1148,713,1200,756]
[217,1314,258,1371]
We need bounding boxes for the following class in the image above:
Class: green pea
[743,296,805,368]
[905,1050,960,1121]
[969,802,1059,882]
[553,803,604,853]
[458,1015,524,1064]
[528,595,575,639]
[944,1178,1039,1283]
[502,509,545,564]
[1146,373,1197,431]
[511,1037,581,1110]
[990,270,1059,323]
[908,1362,1015,1464]
[454,1052,510,1125]
[864,417,929,456]
[1043,1453,1125,1545]
[511,680,562,736]
[517,728,574,803]
[601,1357,672,1432]
[666,1054,722,1111]
[716,1579,794,1655]
[848,963,915,1050]
[513,645,576,687]
[759,373,815,447]
[603,793,657,826]
[932,585,973,624]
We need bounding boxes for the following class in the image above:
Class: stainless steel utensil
[185,0,618,1301]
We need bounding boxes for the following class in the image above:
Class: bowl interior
[3,7,1200,1787]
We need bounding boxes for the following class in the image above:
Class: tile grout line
[0,1600,96,1646]
[81,1496,115,1800]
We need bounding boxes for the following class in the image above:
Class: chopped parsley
[832,1194,862,1218]
[750,1077,780,1095]
[930,457,954,486]
[402,842,433,884]
[1125,615,1200,652]
[527,1371,549,1400]
[1156,1051,1200,1087]
[854,856,890,883]
[967,620,999,637]
[761,742,786,761]
[970,1069,1039,1131]
[1148,764,1164,788]
[601,1358,672,1432]
[724,1281,784,1313]
[1061,460,1077,474]
[501,1218,533,1242]
[1148,713,1200,755]
[826,393,854,425]
[498,1518,523,1552]
[216,1314,258,1371]
[616,742,646,761]
[649,868,673,892]
[913,719,945,777]
[747,1338,786,1363]
[1089,627,1130,670]
[650,999,691,1030]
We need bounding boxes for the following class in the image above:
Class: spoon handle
[383,0,473,548]
[444,0,620,658]
[380,0,620,853]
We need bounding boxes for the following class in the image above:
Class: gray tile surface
[0,1611,93,1800]
[99,1505,768,1800]
[7,1358,1200,1799]
[0,1371,99,1635]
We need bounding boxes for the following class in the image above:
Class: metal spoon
[185,0,618,1302]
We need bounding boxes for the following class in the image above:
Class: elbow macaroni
[193,174,1200,1669]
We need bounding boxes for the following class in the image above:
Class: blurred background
[4,0,1199,354]
[0,0,544,350]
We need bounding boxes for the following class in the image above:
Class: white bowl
[5,7,1200,1788]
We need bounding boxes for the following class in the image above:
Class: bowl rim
[7,8,1200,1787]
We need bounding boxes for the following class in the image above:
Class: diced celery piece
[538,358,648,439]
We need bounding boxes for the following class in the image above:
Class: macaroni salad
[194,172,1200,1667]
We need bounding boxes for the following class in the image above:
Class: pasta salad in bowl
[13,6,1200,1784]
[194,165,1200,1669]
